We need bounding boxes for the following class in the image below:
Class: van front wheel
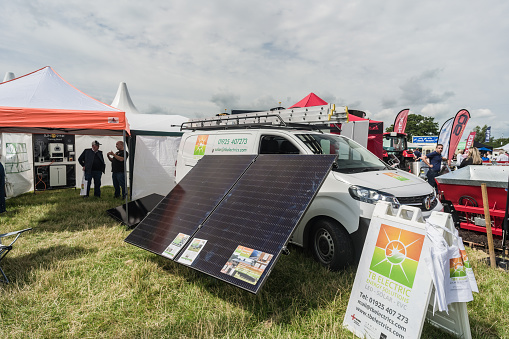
[311,220,354,271]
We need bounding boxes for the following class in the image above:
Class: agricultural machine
[436,166,509,239]
[382,132,414,170]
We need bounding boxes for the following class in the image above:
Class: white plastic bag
[80,175,87,196]
[425,220,477,313]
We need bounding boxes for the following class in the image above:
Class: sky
[1,1,508,140]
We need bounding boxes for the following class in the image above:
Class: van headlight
[349,185,401,209]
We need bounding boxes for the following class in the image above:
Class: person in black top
[107,141,128,199]
[459,147,483,168]
[0,159,5,213]
[78,140,106,198]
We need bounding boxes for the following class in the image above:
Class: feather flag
[437,109,470,160]
[393,109,410,133]
[438,117,454,159]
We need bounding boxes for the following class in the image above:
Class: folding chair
[0,228,32,284]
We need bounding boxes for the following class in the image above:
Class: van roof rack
[181,104,348,131]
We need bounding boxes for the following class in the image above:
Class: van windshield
[296,134,389,173]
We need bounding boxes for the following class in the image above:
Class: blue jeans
[112,172,126,198]
[85,171,102,197]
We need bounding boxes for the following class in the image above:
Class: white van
[175,128,442,270]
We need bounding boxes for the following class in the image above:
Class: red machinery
[436,166,509,236]
[382,132,414,170]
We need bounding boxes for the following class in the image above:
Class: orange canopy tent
[0,66,129,135]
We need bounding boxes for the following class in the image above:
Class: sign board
[412,136,438,144]
[343,202,471,339]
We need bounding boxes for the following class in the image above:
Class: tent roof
[111,82,141,115]
[0,66,129,135]
[109,82,188,134]
[288,92,328,108]
[3,72,15,82]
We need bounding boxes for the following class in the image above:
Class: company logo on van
[194,135,209,155]
[369,224,425,288]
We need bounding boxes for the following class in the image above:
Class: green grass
[0,188,508,338]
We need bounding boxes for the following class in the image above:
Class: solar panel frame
[124,155,256,256]
[174,154,337,294]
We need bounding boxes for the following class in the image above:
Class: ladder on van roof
[181,104,349,130]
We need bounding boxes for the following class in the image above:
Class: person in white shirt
[456,149,465,167]
[496,152,509,162]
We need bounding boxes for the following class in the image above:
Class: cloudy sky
[1,1,508,139]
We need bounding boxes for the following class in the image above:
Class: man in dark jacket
[78,140,106,198]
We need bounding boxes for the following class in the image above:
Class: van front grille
[397,193,437,211]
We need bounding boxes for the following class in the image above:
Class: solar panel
[106,193,165,228]
[173,154,336,293]
[124,155,256,256]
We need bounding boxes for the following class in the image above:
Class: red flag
[465,132,476,151]
[393,109,409,133]
[447,109,470,160]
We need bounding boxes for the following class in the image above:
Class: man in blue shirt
[422,144,449,191]
[413,148,422,161]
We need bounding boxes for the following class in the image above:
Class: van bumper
[350,217,371,263]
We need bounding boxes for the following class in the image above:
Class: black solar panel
[106,193,165,228]
[124,155,256,256]
[174,154,336,293]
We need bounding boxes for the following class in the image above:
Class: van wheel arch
[305,217,354,271]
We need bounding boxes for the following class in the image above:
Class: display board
[124,155,256,255]
[33,133,76,189]
[174,154,336,293]
[125,154,336,293]
[343,202,471,339]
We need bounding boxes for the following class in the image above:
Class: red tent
[289,92,328,108]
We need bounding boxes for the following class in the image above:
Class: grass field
[1,188,508,338]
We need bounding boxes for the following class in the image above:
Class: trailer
[436,166,509,236]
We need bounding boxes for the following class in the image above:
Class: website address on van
[214,147,248,153]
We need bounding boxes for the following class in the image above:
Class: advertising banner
[485,126,491,143]
[344,205,433,339]
[412,136,438,144]
[393,109,409,134]
[448,109,471,159]
[465,132,476,151]
[437,118,454,160]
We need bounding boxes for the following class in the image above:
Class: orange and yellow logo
[369,224,425,288]
[194,135,209,155]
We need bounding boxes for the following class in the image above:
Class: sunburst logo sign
[194,135,209,155]
[450,257,467,277]
[369,224,425,288]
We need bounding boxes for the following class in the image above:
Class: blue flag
[485,126,491,143]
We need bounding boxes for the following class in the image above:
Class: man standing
[78,140,106,198]
[413,148,422,161]
[422,144,450,191]
[107,141,128,199]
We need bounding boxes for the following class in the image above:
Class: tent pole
[123,130,128,225]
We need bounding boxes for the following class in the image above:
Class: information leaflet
[343,206,433,339]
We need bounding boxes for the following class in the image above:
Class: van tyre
[311,219,354,271]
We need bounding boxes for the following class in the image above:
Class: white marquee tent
[109,82,188,200]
